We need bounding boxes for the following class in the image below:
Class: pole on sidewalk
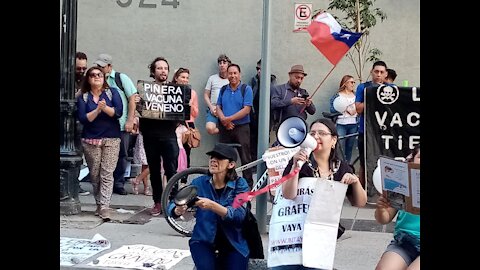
[255,0,272,234]
[60,0,82,215]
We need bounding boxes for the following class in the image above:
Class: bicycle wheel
[161,167,209,237]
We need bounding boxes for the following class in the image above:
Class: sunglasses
[256,67,261,71]
[76,67,87,71]
[89,72,104,78]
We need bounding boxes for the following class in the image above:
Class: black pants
[142,136,179,203]
[358,132,365,169]
[219,123,253,189]
[184,122,195,167]
[249,114,258,161]
[113,132,131,189]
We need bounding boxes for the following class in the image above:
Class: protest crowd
[68,8,420,270]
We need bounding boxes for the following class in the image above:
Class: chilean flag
[307,12,363,65]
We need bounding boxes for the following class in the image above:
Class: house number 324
[116,0,180,9]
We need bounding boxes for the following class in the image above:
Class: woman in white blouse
[329,75,358,163]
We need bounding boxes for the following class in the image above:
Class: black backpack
[114,71,125,93]
[113,72,137,158]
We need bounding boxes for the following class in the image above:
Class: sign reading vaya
[364,85,420,190]
[136,81,191,120]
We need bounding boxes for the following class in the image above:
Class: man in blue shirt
[355,60,388,198]
[216,63,254,188]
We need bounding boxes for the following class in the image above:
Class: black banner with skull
[364,85,420,192]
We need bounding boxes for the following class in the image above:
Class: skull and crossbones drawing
[380,86,396,101]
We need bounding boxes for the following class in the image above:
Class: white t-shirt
[204,73,229,105]
[336,93,357,125]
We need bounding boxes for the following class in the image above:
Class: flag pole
[310,64,337,98]
[299,64,337,114]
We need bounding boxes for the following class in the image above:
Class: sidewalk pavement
[60,181,393,270]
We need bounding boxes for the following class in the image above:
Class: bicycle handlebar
[322,111,342,121]
[339,133,359,139]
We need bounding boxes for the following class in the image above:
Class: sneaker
[151,203,162,216]
[99,208,111,221]
[113,187,128,195]
[78,186,90,196]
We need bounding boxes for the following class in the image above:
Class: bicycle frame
[160,157,269,237]
[337,132,360,167]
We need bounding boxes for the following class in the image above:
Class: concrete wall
[75,0,420,166]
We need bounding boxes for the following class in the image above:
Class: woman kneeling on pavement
[168,143,250,270]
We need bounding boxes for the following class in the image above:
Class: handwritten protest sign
[136,81,191,120]
[262,146,299,197]
[262,146,300,185]
[89,244,190,270]
[60,234,110,266]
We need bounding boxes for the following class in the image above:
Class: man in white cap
[95,53,139,195]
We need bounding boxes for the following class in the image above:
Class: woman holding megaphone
[268,117,367,270]
[282,118,366,203]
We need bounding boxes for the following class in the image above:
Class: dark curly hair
[148,57,169,79]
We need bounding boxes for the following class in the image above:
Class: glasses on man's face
[218,60,229,64]
[309,130,332,137]
[89,72,104,78]
[256,67,261,71]
[76,67,87,71]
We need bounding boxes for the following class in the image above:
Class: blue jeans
[385,231,420,266]
[190,240,248,270]
[336,123,357,163]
